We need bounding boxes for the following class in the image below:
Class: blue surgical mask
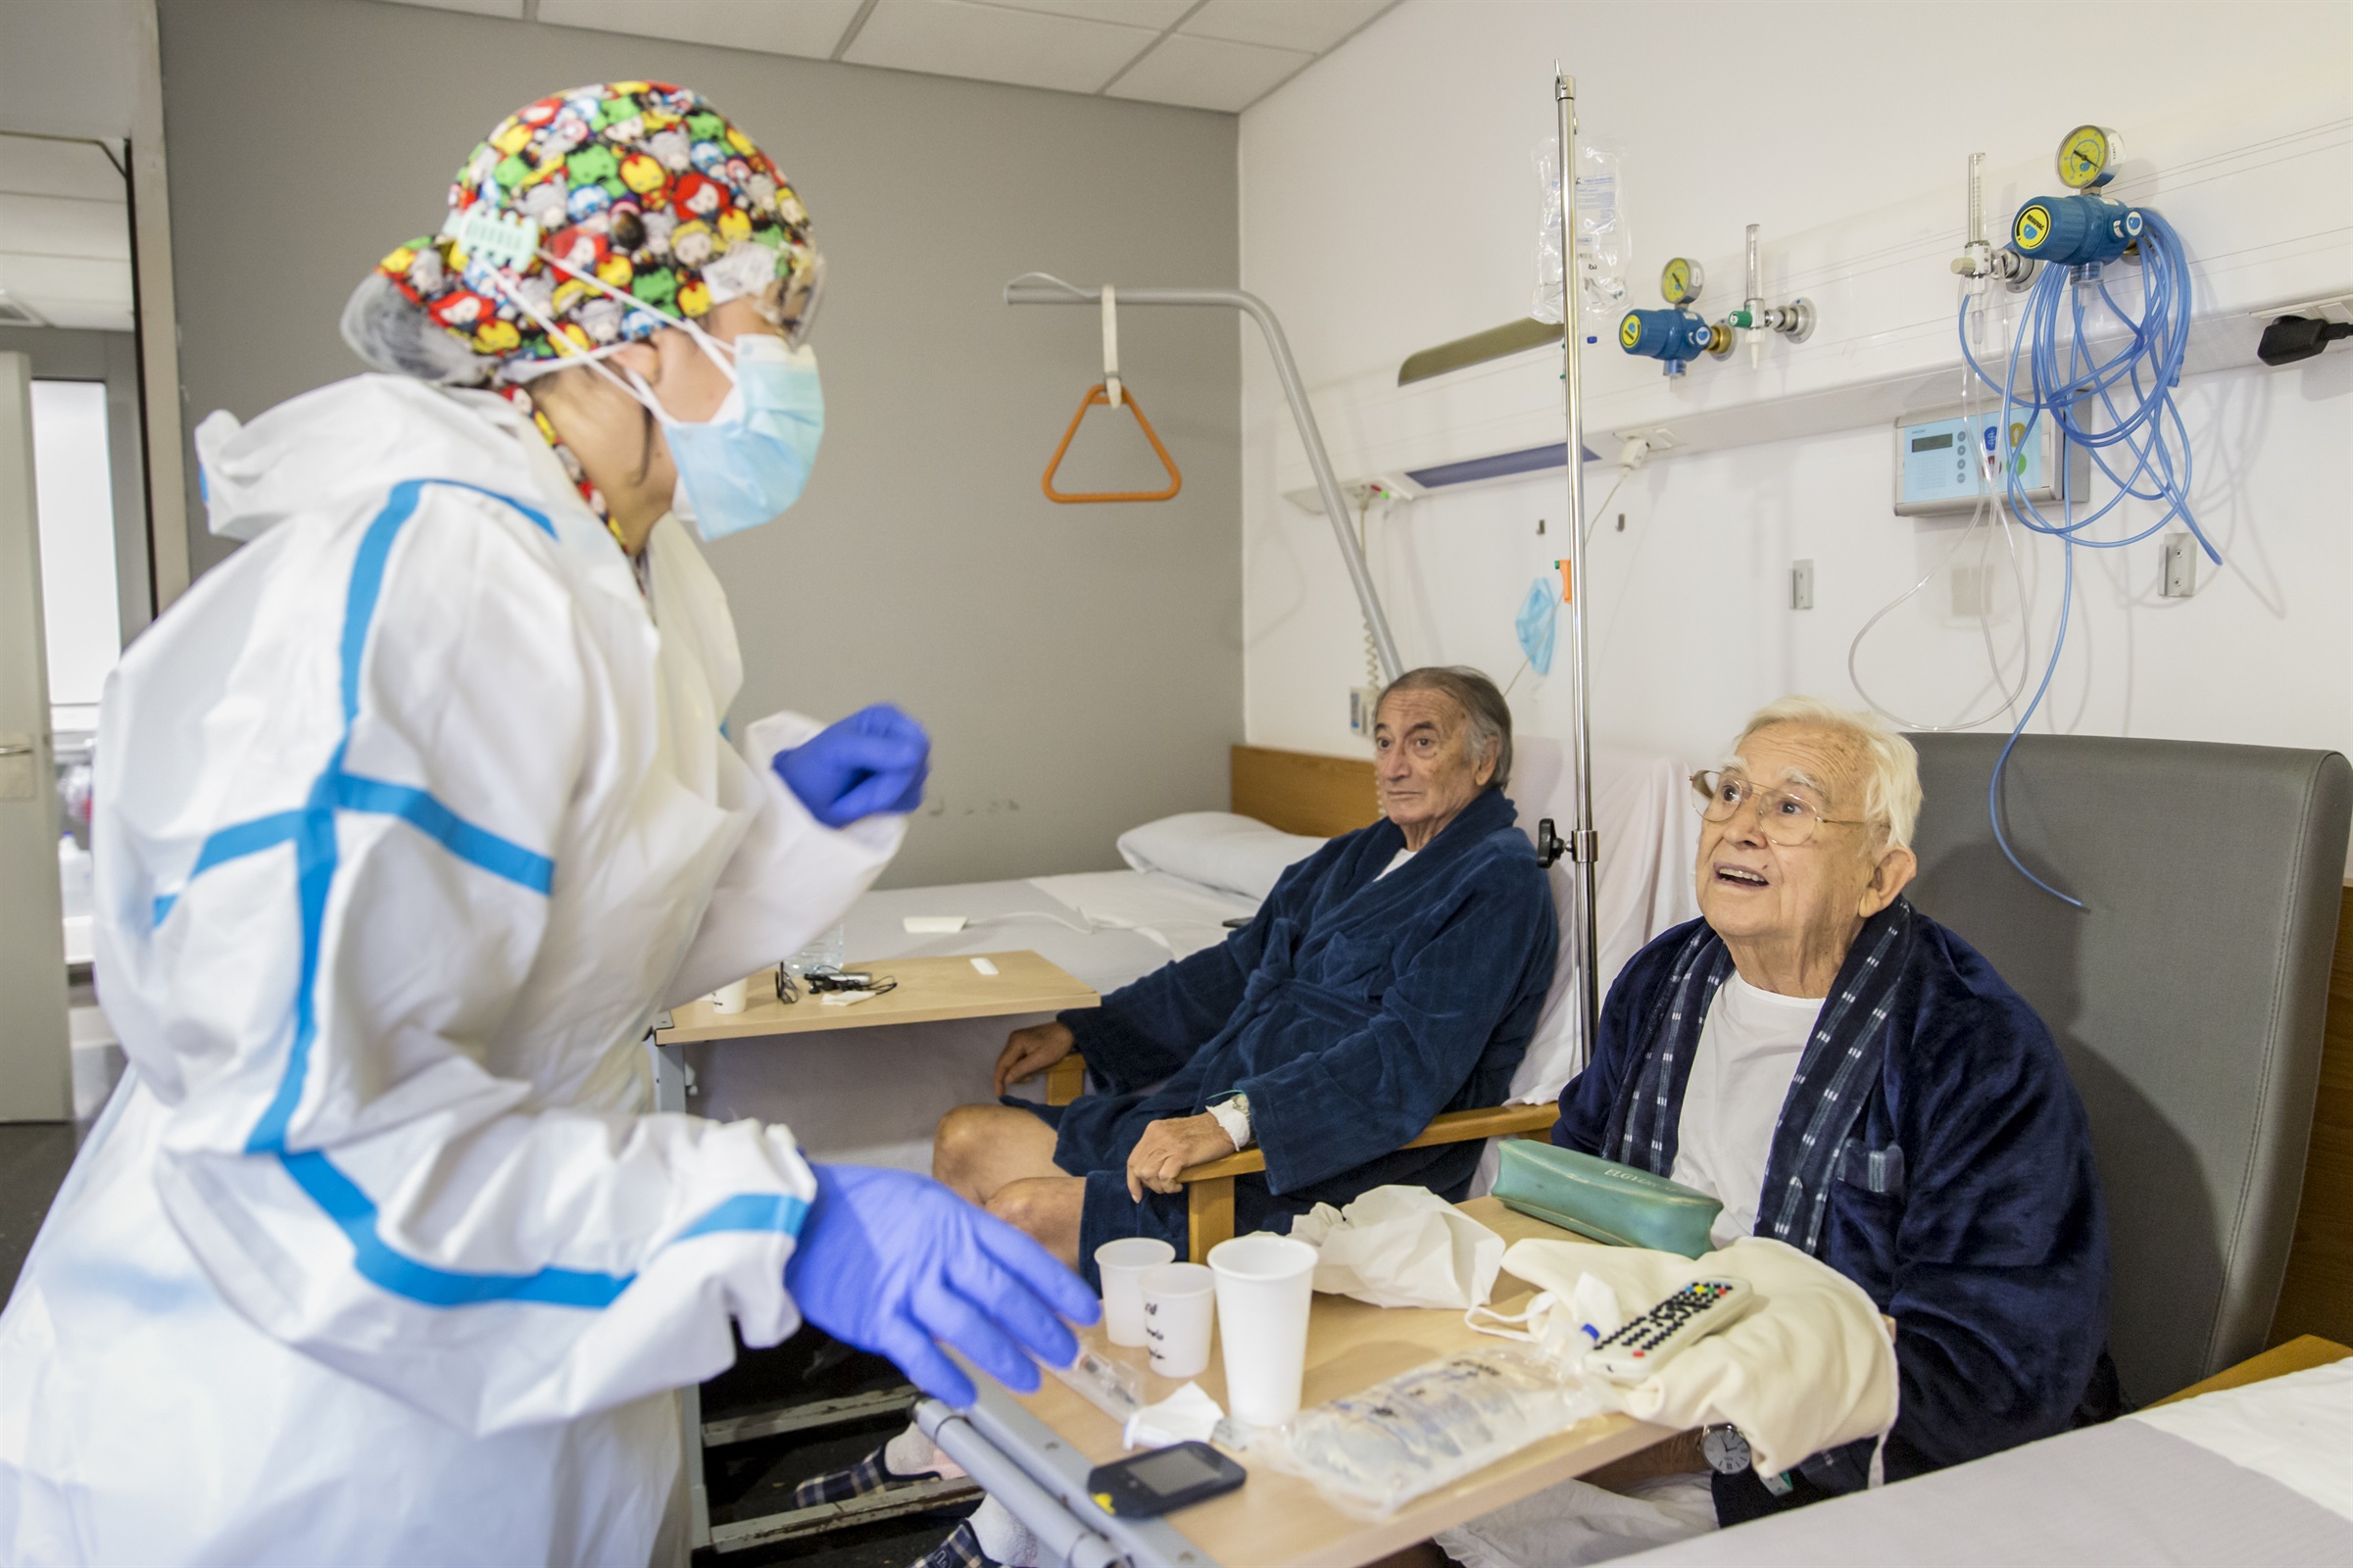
[638,335,825,542]
[489,261,823,545]
[1515,574,1558,676]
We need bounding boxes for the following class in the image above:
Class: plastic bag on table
[1531,134,1631,325]
[1261,1346,1605,1517]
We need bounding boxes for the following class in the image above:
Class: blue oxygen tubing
[1958,208,2214,908]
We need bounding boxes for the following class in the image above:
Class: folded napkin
[1291,1186,1505,1309]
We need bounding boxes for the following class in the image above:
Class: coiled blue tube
[1957,210,2210,908]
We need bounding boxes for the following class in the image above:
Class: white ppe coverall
[0,373,900,1565]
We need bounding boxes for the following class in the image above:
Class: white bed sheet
[1635,1357,2353,1567]
[693,871,1249,1172]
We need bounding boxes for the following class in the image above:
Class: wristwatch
[1700,1424,1750,1476]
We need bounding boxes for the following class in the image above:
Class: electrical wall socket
[2160,533,2197,598]
[1790,560,1816,611]
[1348,685,1381,736]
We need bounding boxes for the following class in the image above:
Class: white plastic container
[1139,1262,1215,1379]
[1095,1238,1176,1348]
[1208,1233,1318,1427]
[783,920,847,978]
[708,977,751,1013]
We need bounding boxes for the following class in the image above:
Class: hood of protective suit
[194,374,547,542]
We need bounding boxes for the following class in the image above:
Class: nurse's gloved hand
[784,1163,1099,1407]
[772,705,930,827]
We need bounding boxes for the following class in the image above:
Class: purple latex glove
[772,704,930,828]
[783,1163,1099,1406]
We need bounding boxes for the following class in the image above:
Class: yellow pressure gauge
[2057,124,2121,190]
[1660,256,1704,307]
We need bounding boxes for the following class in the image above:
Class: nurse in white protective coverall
[0,81,1098,1567]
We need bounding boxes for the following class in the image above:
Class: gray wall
[155,0,1242,886]
[0,326,151,646]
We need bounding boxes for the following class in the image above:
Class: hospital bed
[1631,1337,2353,1566]
[685,739,1699,1179]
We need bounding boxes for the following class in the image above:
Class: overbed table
[922,1197,1673,1568]
[651,950,1098,1551]
[654,949,1100,1043]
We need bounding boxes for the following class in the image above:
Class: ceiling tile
[1180,0,1392,55]
[368,0,526,16]
[966,0,1192,26]
[1106,32,1310,113]
[0,136,123,200]
[846,0,1158,94]
[0,196,129,262]
[537,0,865,60]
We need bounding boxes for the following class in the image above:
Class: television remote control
[1585,1278,1756,1382]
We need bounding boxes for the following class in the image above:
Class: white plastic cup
[1095,1238,1176,1348]
[709,977,751,1014]
[1207,1233,1318,1427]
[1139,1262,1215,1379]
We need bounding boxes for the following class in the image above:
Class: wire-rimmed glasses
[1689,769,1867,847]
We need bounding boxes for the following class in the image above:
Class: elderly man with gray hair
[935,665,1556,1276]
[1438,696,2110,1568]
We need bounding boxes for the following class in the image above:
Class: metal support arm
[1005,274,1402,684]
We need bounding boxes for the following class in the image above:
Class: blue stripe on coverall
[168,478,807,1309]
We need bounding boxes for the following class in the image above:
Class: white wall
[30,378,120,730]
[1237,1,2353,793]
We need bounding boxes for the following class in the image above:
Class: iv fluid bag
[1532,135,1631,324]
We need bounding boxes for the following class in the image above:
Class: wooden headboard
[1231,745,1381,838]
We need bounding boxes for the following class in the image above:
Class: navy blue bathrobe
[1555,904,2110,1517]
[1033,787,1555,1283]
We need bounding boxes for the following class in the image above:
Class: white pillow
[1116,812,1329,904]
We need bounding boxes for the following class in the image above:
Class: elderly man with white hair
[1437,697,2110,1568]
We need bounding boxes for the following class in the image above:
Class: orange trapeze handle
[1041,383,1183,504]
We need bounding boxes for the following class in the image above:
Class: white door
[0,351,74,1121]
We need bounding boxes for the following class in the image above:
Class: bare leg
[985,1177,1087,1270]
[932,1102,1064,1205]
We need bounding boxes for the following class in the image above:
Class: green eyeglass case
[1493,1139,1723,1258]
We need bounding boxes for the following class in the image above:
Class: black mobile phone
[1084,1442,1247,1519]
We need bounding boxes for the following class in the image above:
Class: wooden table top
[1005,1197,1672,1568]
[655,950,1099,1043]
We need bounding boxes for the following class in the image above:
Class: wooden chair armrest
[1173,1102,1561,1261]
[1044,1053,1087,1106]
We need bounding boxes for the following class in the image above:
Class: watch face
[1701,1425,1750,1475]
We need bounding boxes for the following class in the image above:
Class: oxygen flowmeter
[2007,123,2144,268]
[1619,235,1812,376]
[1619,307,1717,373]
[1619,257,1731,376]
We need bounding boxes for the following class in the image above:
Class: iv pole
[1004,274,1403,685]
[1557,72,1602,1054]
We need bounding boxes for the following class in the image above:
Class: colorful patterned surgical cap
[346,81,817,386]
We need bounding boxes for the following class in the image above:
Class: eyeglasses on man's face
[1689,769,1867,848]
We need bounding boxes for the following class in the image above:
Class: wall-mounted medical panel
[1892,404,2086,516]
[1272,64,2351,500]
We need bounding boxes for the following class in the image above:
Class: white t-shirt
[1379,848,1416,879]
[1668,973,1824,1250]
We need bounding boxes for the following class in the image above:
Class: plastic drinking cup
[1139,1262,1215,1379]
[709,977,750,1013]
[1207,1233,1318,1426]
[1095,1238,1176,1348]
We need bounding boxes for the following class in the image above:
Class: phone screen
[1125,1446,1223,1495]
